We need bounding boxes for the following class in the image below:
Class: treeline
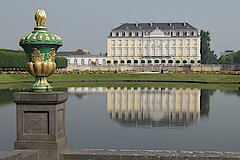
[218,51,240,64]
[0,49,67,71]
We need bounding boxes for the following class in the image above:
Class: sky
[0,0,240,56]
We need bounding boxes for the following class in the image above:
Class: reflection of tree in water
[0,89,15,106]
[221,90,240,97]
[200,89,215,117]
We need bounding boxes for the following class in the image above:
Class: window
[125,48,129,56]
[186,48,190,56]
[179,48,183,56]
[179,31,183,36]
[193,39,197,46]
[125,40,128,46]
[138,40,142,46]
[193,48,197,56]
[131,40,135,46]
[138,48,142,56]
[186,31,190,36]
[152,48,155,56]
[112,49,116,56]
[112,40,115,46]
[131,48,135,56]
[118,48,122,56]
[138,32,142,36]
[159,48,162,56]
[145,48,148,56]
[166,48,170,56]
[166,40,170,46]
[193,31,197,36]
[155,40,158,45]
[186,39,190,46]
[132,32,135,36]
[118,40,122,46]
[172,31,176,36]
[125,32,129,37]
[112,32,116,37]
[179,39,183,46]
[159,40,162,45]
[119,32,122,37]
[172,48,176,56]
[172,40,176,46]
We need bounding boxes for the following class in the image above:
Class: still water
[0,87,239,151]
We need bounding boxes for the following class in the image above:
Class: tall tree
[200,30,218,64]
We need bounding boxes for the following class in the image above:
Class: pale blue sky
[0,0,239,55]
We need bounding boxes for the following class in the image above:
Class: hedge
[0,49,67,70]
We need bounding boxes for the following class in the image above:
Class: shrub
[190,60,195,64]
[176,60,180,63]
[134,60,138,63]
[168,60,173,63]
[141,60,145,63]
[114,60,118,64]
[55,57,68,68]
[154,60,159,63]
[197,60,201,63]
[183,60,187,63]
[107,60,111,64]
[120,60,125,63]
[148,60,152,63]
[127,60,131,63]
[161,60,166,63]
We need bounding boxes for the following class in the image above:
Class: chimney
[136,22,138,27]
[169,22,172,26]
[150,21,153,27]
[183,22,186,26]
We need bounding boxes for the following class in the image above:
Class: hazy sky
[0,0,240,55]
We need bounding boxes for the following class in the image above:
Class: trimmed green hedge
[0,49,67,70]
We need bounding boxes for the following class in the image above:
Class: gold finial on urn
[35,9,47,27]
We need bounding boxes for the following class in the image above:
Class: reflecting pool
[0,87,240,152]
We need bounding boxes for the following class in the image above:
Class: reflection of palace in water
[68,87,201,128]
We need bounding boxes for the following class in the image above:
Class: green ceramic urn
[19,9,63,92]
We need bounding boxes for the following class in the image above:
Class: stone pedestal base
[14,92,68,160]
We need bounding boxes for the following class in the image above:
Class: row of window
[111,31,198,37]
[108,59,200,64]
[111,39,198,47]
[111,48,199,57]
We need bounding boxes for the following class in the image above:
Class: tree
[218,51,240,64]
[200,30,218,64]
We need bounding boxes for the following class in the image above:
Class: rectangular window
[172,31,176,36]
[159,48,162,56]
[159,40,162,45]
[179,48,183,56]
[172,40,176,46]
[119,32,122,37]
[125,48,128,56]
[125,40,128,46]
[186,31,190,36]
[118,40,122,46]
[112,49,115,56]
[112,40,115,46]
[152,48,155,56]
[138,40,142,46]
[193,39,197,46]
[125,32,129,37]
[118,48,122,56]
[193,31,197,36]
[186,48,190,56]
[145,48,148,56]
[138,48,142,56]
[179,39,183,46]
[193,48,197,56]
[186,39,190,46]
[179,31,183,36]
[131,40,135,46]
[166,48,170,56]
[172,48,176,56]
[131,48,135,56]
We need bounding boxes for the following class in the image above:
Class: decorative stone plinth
[14,92,68,160]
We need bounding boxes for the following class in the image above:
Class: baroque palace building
[59,22,201,67]
[107,22,201,65]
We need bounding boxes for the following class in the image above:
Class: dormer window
[112,32,116,37]
[138,32,142,37]
[193,31,197,36]
[186,31,190,36]
[125,32,129,37]
[132,32,135,36]
[119,32,122,37]
[172,31,176,36]
[179,31,183,36]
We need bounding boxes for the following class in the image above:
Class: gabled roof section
[112,22,197,31]
[57,49,91,56]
